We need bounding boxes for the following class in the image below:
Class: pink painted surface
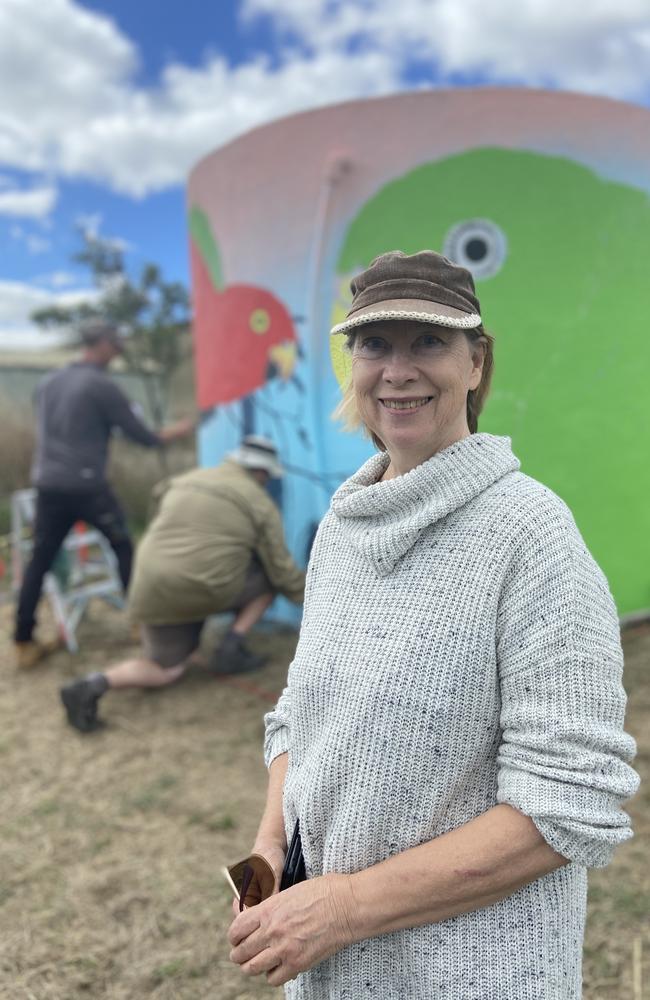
[188,88,650,298]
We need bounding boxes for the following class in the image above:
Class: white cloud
[75,213,103,239]
[0,0,135,170]
[0,0,399,196]
[9,221,52,254]
[57,48,399,196]
[24,235,51,254]
[0,183,57,218]
[0,279,98,349]
[44,271,78,288]
[0,0,649,198]
[245,2,650,94]
[244,0,650,97]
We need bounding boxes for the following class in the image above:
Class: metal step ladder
[10,488,126,653]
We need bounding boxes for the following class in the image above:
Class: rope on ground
[212,673,281,704]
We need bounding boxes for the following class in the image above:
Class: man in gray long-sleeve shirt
[14,320,193,669]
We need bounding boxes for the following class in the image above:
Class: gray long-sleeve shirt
[31,362,160,493]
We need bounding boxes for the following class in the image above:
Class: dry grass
[0,400,195,539]
[0,400,35,489]
[0,603,647,1000]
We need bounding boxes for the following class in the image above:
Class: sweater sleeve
[264,683,292,768]
[495,502,639,869]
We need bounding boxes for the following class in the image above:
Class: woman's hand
[228,873,357,986]
[230,840,286,917]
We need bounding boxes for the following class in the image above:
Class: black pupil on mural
[464,237,488,261]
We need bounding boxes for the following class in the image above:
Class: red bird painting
[189,206,299,410]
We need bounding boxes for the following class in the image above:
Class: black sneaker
[208,639,268,676]
[60,679,102,733]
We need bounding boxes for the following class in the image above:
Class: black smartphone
[279,820,306,891]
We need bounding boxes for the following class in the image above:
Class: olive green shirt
[128,461,305,624]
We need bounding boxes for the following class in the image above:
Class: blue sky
[1,0,650,348]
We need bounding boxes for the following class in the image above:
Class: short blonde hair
[332,329,495,451]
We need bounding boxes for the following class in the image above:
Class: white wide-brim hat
[228,435,284,478]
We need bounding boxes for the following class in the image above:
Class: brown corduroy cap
[330,250,483,336]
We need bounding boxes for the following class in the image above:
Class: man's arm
[255,504,305,604]
[157,416,196,443]
[101,381,194,447]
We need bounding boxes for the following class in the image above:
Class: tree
[31,226,192,426]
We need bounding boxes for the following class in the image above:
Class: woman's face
[351,321,485,466]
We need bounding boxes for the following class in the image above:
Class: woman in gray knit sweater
[228,251,639,999]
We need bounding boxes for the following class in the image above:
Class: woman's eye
[417,334,443,348]
[358,337,387,356]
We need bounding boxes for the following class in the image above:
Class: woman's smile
[379,396,433,412]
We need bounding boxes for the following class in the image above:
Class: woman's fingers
[227,910,261,947]
[229,925,270,966]
[240,948,280,977]
[266,961,295,987]
[229,873,353,983]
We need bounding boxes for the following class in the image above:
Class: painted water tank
[187,88,650,619]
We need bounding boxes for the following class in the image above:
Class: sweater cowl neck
[330,433,520,575]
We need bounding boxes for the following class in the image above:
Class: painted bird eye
[442,219,507,280]
[250,308,270,334]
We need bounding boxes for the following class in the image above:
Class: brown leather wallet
[224,853,276,911]
[225,820,306,910]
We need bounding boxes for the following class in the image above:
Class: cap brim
[265,460,283,479]
[330,298,481,335]
[228,450,284,478]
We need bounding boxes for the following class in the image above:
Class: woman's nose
[382,352,418,383]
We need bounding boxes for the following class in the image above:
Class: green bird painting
[330,148,650,614]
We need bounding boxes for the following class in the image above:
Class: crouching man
[60,436,305,732]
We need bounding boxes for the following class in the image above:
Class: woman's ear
[469,337,487,389]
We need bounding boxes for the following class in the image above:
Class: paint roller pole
[306,153,353,492]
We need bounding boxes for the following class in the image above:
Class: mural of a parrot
[330,147,650,613]
[188,206,299,412]
[187,89,650,617]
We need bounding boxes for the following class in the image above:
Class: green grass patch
[186,809,237,831]
[152,958,186,982]
[0,885,15,906]
[205,813,236,832]
[608,886,650,921]
[32,797,62,817]
[124,773,179,812]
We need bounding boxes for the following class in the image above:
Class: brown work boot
[14,639,60,670]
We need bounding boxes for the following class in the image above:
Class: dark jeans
[14,487,133,642]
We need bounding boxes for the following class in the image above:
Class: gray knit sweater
[264,434,638,1000]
